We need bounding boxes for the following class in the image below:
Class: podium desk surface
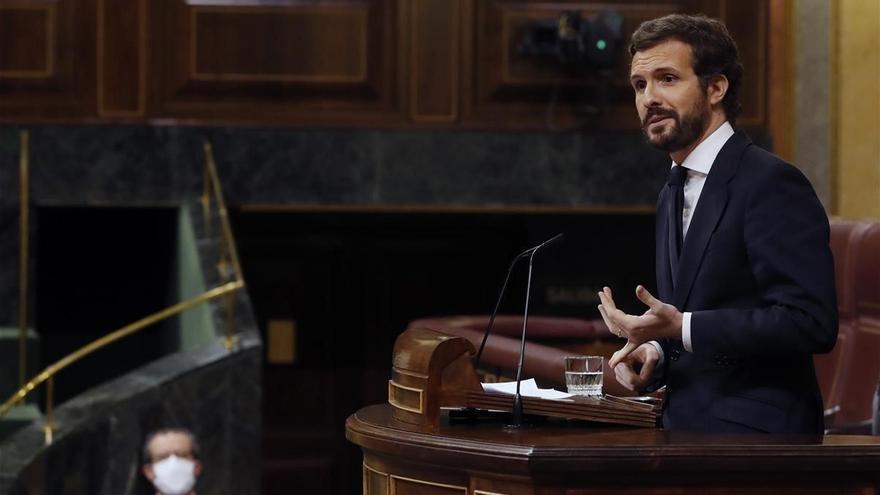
[347,404,880,493]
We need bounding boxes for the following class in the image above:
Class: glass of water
[564,356,604,397]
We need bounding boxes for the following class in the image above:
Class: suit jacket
[655,131,838,434]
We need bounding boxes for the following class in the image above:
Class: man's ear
[194,461,203,477]
[143,464,155,481]
[707,74,729,107]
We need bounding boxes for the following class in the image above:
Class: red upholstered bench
[406,315,634,397]
[824,220,880,433]
[815,219,866,418]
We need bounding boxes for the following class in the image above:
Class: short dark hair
[629,14,743,124]
[142,427,200,464]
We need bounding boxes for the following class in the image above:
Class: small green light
[596,39,607,50]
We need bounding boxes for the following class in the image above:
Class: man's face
[142,431,201,482]
[630,39,710,152]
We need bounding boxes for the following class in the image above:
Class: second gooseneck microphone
[472,233,564,428]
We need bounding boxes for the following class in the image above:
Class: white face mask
[150,455,197,495]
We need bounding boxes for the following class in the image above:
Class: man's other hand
[612,342,660,392]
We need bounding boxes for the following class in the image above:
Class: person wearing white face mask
[142,428,202,495]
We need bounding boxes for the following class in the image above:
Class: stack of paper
[481,378,573,400]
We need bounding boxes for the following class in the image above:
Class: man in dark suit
[597,14,837,434]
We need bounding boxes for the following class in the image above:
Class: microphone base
[446,408,544,428]
[448,407,507,423]
[503,411,545,429]
[503,394,542,429]
[503,419,538,430]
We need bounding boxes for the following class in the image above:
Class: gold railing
[201,141,245,350]
[0,138,245,445]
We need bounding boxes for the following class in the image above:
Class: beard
[641,92,710,152]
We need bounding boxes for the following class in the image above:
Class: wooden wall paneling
[0,3,54,78]
[833,0,880,218]
[467,0,694,130]
[407,0,461,124]
[720,0,768,127]
[0,0,770,128]
[148,0,402,126]
[766,0,793,161]
[0,0,97,121]
[464,0,768,131]
[190,7,368,83]
[97,0,146,117]
[459,0,475,124]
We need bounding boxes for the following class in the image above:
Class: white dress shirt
[650,122,735,361]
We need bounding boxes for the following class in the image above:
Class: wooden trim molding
[388,380,424,415]
[237,203,655,215]
[829,0,839,215]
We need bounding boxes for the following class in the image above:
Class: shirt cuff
[648,340,665,367]
[682,311,693,352]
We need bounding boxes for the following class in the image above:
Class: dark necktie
[667,165,688,286]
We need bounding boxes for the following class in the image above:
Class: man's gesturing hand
[598,285,682,368]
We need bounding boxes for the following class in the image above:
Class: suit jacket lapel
[673,132,751,309]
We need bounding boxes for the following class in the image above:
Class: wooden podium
[386,327,659,430]
[345,328,880,494]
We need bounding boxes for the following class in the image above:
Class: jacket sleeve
[689,162,838,357]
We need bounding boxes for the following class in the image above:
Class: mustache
[642,107,678,127]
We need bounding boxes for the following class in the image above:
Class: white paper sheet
[481,378,573,400]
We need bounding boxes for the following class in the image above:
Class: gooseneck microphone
[510,233,563,427]
[473,233,565,371]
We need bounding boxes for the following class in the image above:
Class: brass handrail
[0,281,243,417]
[202,141,245,349]
[0,139,245,444]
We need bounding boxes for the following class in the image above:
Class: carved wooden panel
[0,4,54,77]
[390,475,467,495]
[406,0,461,123]
[363,464,389,495]
[97,0,145,117]
[0,0,96,120]
[721,0,766,128]
[191,8,367,83]
[149,0,402,124]
[463,0,768,130]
